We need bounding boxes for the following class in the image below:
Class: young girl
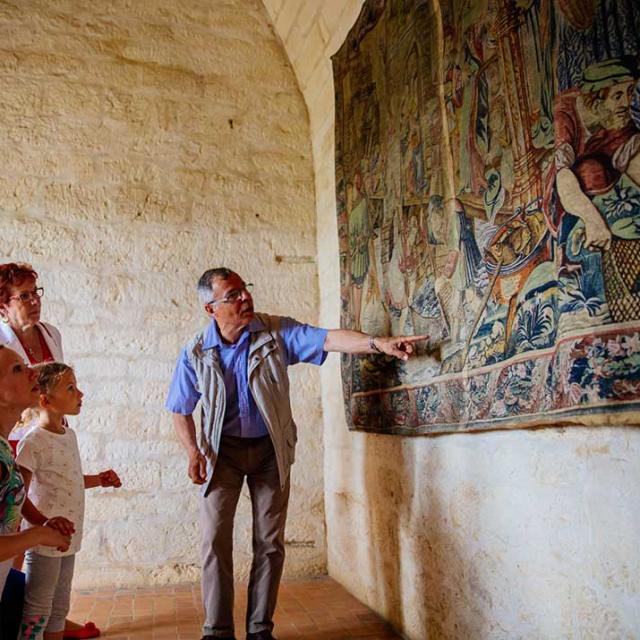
[16,363,121,640]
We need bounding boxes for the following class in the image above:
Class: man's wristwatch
[368,335,383,353]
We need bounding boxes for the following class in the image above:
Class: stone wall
[0,0,325,588]
[263,1,640,638]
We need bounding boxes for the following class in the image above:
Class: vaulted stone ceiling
[261,1,364,137]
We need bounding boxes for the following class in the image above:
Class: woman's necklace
[17,327,42,364]
[22,341,38,362]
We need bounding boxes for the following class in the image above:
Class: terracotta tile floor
[69,577,401,639]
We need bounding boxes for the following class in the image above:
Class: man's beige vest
[186,314,297,494]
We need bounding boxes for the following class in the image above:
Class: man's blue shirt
[165,316,328,438]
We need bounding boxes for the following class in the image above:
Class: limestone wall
[0,0,325,588]
[263,1,640,638]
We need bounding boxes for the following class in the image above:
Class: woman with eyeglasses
[0,263,99,640]
[0,263,62,376]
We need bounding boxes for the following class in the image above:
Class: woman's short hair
[0,263,38,305]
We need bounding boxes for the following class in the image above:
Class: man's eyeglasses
[208,283,254,305]
[9,288,44,303]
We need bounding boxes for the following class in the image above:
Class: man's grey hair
[197,267,235,303]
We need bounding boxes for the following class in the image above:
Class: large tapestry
[333,0,640,434]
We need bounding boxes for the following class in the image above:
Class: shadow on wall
[362,435,491,639]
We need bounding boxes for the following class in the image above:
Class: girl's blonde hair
[16,362,74,428]
[13,362,74,430]
[33,362,74,395]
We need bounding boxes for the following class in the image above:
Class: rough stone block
[16,51,85,78]
[112,186,192,224]
[104,519,167,564]
[114,461,162,492]
[0,80,42,128]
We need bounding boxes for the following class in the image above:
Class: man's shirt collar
[202,316,265,350]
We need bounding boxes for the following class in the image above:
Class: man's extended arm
[172,413,207,485]
[324,330,426,361]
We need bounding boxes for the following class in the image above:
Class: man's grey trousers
[200,435,290,638]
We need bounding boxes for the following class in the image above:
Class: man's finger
[190,471,205,484]
[189,461,207,484]
[398,334,429,343]
[187,452,207,484]
[390,347,409,361]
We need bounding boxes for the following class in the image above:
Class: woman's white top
[0,321,64,363]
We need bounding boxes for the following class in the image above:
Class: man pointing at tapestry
[166,267,424,640]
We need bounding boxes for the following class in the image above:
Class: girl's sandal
[63,622,101,639]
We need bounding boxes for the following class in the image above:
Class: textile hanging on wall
[333,0,640,434]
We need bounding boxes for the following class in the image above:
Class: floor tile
[69,577,400,639]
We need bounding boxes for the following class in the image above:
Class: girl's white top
[16,426,84,556]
